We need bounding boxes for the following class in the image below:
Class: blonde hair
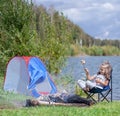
[99,61,112,80]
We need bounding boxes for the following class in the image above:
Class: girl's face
[99,67,106,74]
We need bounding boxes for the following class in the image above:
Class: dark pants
[66,94,91,105]
[49,93,92,105]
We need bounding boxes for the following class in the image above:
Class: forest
[0,0,120,75]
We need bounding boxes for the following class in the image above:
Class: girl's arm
[84,68,95,80]
[95,79,109,86]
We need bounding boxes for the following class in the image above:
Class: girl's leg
[86,80,96,89]
[77,80,86,89]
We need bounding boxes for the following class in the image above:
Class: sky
[33,0,120,40]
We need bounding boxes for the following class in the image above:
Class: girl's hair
[97,61,112,80]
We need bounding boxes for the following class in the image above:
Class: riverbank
[71,45,120,56]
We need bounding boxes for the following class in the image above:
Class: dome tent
[4,56,57,98]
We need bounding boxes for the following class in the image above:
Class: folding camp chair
[84,71,112,103]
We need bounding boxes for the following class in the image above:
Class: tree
[0,0,36,74]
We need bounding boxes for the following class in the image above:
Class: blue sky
[33,0,120,40]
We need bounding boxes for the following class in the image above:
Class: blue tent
[4,56,57,98]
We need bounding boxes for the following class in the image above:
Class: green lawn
[0,88,120,116]
[0,101,120,116]
[0,76,120,116]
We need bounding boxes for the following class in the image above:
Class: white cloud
[63,8,81,21]
[104,31,110,37]
[33,0,120,39]
[102,3,114,10]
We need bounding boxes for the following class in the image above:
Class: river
[59,56,120,100]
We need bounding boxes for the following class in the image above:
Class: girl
[77,61,112,91]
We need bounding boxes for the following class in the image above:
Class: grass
[0,76,120,116]
[0,101,120,116]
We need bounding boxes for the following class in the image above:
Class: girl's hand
[95,78,101,83]
[81,60,85,64]
[84,68,89,75]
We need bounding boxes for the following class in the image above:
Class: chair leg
[98,93,100,102]
[89,94,98,103]
[100,93,110,102]
[110,89,112,102]
[84,88,112,103]
[84,91,98,103]
[100,89,112,102]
